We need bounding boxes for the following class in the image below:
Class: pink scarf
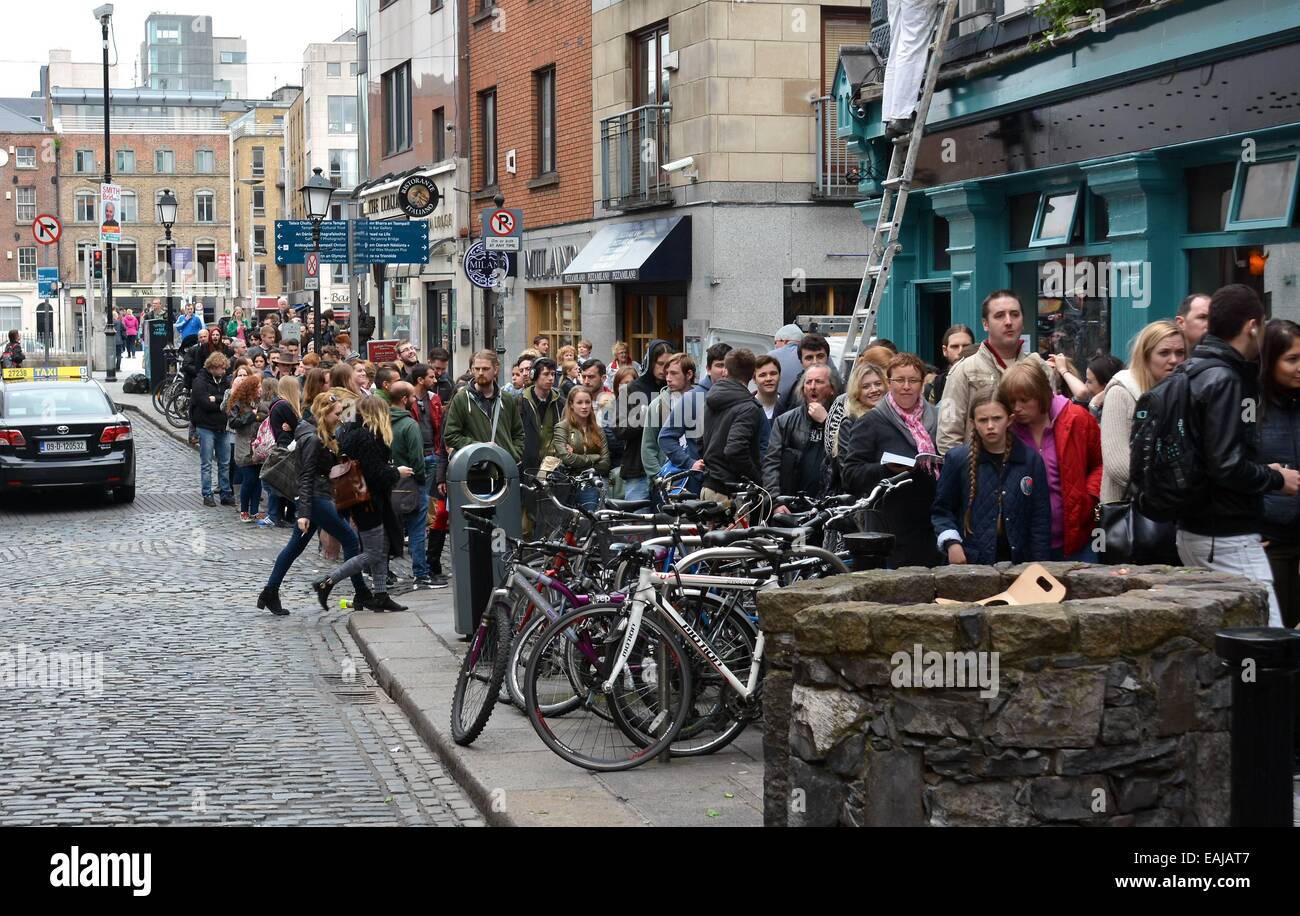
[886,392,936,461]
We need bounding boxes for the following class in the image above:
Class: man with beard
[763,364,834,502]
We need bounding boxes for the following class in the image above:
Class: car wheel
[113,486,136,503]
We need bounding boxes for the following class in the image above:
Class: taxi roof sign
[3,366,89,382]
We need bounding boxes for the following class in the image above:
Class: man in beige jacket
[936,290,1057,454]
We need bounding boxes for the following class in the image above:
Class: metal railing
[600,104,673,210]
[230,120,284,140]
[813,96,863,199]
[55,115,227,133]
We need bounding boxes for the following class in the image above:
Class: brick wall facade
[0,133,59,283]
[468,0,593,231]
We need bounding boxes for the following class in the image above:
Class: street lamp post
[95,3,116,382]
[157,189,178,350]
[300,167,334,357]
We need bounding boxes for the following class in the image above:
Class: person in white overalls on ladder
[882,0,944,139]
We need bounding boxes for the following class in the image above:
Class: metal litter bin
[446,442,522,635]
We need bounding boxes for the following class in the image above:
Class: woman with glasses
[257,390,374,615]
[841,353,942,568]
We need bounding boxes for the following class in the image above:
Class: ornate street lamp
[300,167,334,355]
[156,188,178,350]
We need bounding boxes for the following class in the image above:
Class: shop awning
[562,215,691,284]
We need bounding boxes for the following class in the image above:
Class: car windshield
[4,387,110,419]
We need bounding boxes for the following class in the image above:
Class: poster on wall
[99,183,121,245]
[367,339,401,364]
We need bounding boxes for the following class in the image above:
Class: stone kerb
[756,564,1268,827]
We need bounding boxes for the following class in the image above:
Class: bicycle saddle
[768,510,817,529]
[604,498,653,512]
[701,526,803,548]
[658,500,729,521]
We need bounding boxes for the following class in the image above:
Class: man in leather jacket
[1176,284,1300,627]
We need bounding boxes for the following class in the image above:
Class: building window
[15,187,36,223]
[116,242,138,284]
[155,149,175,173]
[16,146,36,169]
[536,67,556,176]
[252,187,265,216]
[782,278,860,325]
[528,289,581,351]
[634,23,671,110]
[349,61,358,77]
[219,50,247,64]
[327,62,341,78]
[115,149,135,173]
[119,190,137,223]
[432,106,446,161]
[251,146,265,178]
[195,149,215,173]
[18,247,37,281]
[75,149,95,173]
[328,149,358,188]
[0,298,21,333]
[1225,155,1300,230]
[253,226,266,254]
[480,88,497,188]
[255,264,267,294]
[75,191,96,222]
[1029,187,1081,247]
[196,241,216,281]
[329,95,358,134]
[332,263,346,284]
[156,240,170,271]
[622,290,685,360]
[383,64,412,154]
[196,191,215,223]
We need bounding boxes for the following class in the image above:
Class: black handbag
[391,475,420,515]
[259,445,299,499]
[1097,501,1179,566]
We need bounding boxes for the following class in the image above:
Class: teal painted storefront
[836,0,1300,362]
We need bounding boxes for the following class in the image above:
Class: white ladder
[841,0,961,372]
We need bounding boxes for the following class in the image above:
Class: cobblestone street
[0,419,483,826]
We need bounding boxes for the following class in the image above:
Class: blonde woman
[258,390,373,615]
[823,359,887,493]
[1099,320,1187,504]
[552,386,611,510]
[319,396,415,612]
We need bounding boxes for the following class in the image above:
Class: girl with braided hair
[931,391,1051,566]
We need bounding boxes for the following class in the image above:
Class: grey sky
[0,0,356,98]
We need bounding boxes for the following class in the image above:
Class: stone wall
[756,563,1270,827]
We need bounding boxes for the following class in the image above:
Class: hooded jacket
[701,377,766,492]
[842,398,941,568]
[932,437,1052,565]
[389,403,428,486]
[519,385,563,473]
[1178,334,1286,537]
[616,339,671,480]
[1012,393,1102,557]
[337,419,405,557]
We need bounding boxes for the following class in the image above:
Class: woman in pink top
[121,309,140,358]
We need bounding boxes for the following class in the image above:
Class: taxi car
[0,370,135,502]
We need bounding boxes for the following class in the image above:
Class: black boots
[312,576,336,611]
[257,586,288,616]
[370,593,407,612]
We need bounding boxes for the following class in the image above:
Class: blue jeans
[266,496,365,592]
[404,469,434,579]
[575,482,600,511]
[239,465,262,515]
[197,428,233,498]
[623,476,650,502]
[265,489,283,521]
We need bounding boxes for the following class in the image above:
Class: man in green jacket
[443,350,525,463]
[386,380,428,588]
[519,357,562,475]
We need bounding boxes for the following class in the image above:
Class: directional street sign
[274,219,430,265]
[32,213,61,245]
[482,207,523,252]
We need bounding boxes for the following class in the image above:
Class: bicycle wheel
[506,595,616,720]
[164,388,190,429]
[450,599,512,746]
[668,600,760,757]
[151,379,170,414]
[524,603,691,772]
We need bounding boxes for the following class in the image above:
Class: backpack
[1128,360,1217,522]
[250,417,277,463]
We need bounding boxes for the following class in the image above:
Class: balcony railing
[55,115,227,133]
[813,96,863,199]
[230,120,284,140]
[600,104,672,210]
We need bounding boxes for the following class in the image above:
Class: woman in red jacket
[1000,362,1103,561]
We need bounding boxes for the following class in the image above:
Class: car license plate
[40,439,86,454]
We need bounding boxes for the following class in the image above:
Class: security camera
[661,156,695,174]
[93,4,114,20]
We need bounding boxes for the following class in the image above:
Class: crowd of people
[157,285,1300,640]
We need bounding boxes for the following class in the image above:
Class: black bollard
[841,531,894,572]
[1214,627,1300,827]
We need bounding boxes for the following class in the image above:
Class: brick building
[467,0,594,356]
[50,88,232,348]
[228,91,297,316]
[0,101,58,346]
